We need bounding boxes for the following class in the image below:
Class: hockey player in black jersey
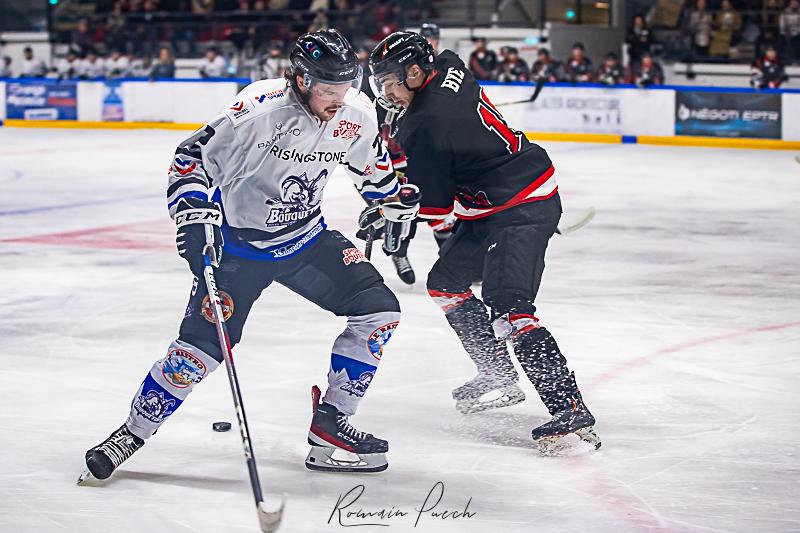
[368,32,600,452]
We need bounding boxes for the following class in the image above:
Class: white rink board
[0,129,799,533]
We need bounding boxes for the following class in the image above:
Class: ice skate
[531,396,600,455]
[305,386,388,473]
[78,423,144,485]
[391,253,415,285]
[453,373,526,414]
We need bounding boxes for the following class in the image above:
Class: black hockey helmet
[419,22,440,39]
[369,31,435,94]
[288,29,362,93]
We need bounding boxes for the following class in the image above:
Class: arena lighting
[566,9,576,19]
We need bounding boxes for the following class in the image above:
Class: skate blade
[77,468,103,486]
[455,385,526,414]
[305,446,388,473]
[536,426,601,456]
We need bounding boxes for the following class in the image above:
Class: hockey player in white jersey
[80,29,419,481]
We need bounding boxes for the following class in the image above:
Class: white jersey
[167,78,398,260]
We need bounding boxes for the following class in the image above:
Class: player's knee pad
[126,339,221,439]
[325,311,400,415]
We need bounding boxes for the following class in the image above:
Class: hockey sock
[323,311,400,416]
[512,327,580,415]
[429,291,518,379]
[126,339,220,440]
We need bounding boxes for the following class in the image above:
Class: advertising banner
[675,91,781,139]
[5,81,78,120]
[522,87,623,134]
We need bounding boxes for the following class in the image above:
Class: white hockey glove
[357,185,421,255]
[174,197,223,277]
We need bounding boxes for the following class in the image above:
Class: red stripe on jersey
[418,69,439,91]
[455,165,557,220]
[419,205,455,218]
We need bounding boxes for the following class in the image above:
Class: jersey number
[477,89,523,154]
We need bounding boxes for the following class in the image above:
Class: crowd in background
[468,39,667,87]
[0,0,791,89]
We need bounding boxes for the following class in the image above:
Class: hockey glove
[382,185,422,254]
[174,197,223,278]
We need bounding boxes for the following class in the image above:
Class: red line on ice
[0,219,173,251]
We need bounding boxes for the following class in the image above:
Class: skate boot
[391,253,415,285]
[305,386,388,473]
[452,373,526,414]
[78,424,144,484]
[531,394,601,454]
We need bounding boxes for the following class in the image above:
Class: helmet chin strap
[289,73,312,107]
[405,68,431,92]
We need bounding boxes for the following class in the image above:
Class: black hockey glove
[174,197,223,278]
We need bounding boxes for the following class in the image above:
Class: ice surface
[0,128,798,533]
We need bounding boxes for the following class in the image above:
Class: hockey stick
[555,207,596,236]
[494,75,547,107]
[202,226,284,533]
[363,105,402,261]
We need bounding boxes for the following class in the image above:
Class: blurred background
[0,0,797,87]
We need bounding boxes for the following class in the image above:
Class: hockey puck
[212,421,232,432]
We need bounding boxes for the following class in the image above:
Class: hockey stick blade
[556,207,596,235]
[495,76,547,107]
[258,498,286,533]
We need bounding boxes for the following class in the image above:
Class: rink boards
[1,78,799,149]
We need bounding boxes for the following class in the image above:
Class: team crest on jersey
[342,247,367,265]
[367,321,398,361]
[340,370,374,397]
[254,90,284,103]
[201,290,234,323]
[171,157,197,176]
[134,389,177,423]
[264,170,327,227]
[161,348,207,388]
[229,101,250,119]
[332,119,362,140]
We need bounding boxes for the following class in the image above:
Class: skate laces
[392,255,412,273]
[336,414,367,441]
[95,426,142,467]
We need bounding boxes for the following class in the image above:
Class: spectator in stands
[714,0,742,55]
[688,0,714,59]
[72,19,95,57]
[104,1,128,54]
[626,15,652,66]
[420,22,440,52]
[57,51,81,80]
[199,47,227,77]
[532,48,562,82]
[105,49,131,78]
[497,46,530,82]
[468,37,498,80]
[255,43,289,80]
[596,51,625,85]
[150,46,176,79]
[0,56,12,78]
[781,0,800,63]
[81,50,107,79]
[129,53,152,77]
[751,45,787,87]
[564,42,593,83]
[631,52,665,86]
[19,47,47,78]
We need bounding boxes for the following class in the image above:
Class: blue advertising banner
[6,81,78,120]
[675,91,781,139]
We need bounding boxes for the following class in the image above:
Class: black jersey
[396,50,556,220]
